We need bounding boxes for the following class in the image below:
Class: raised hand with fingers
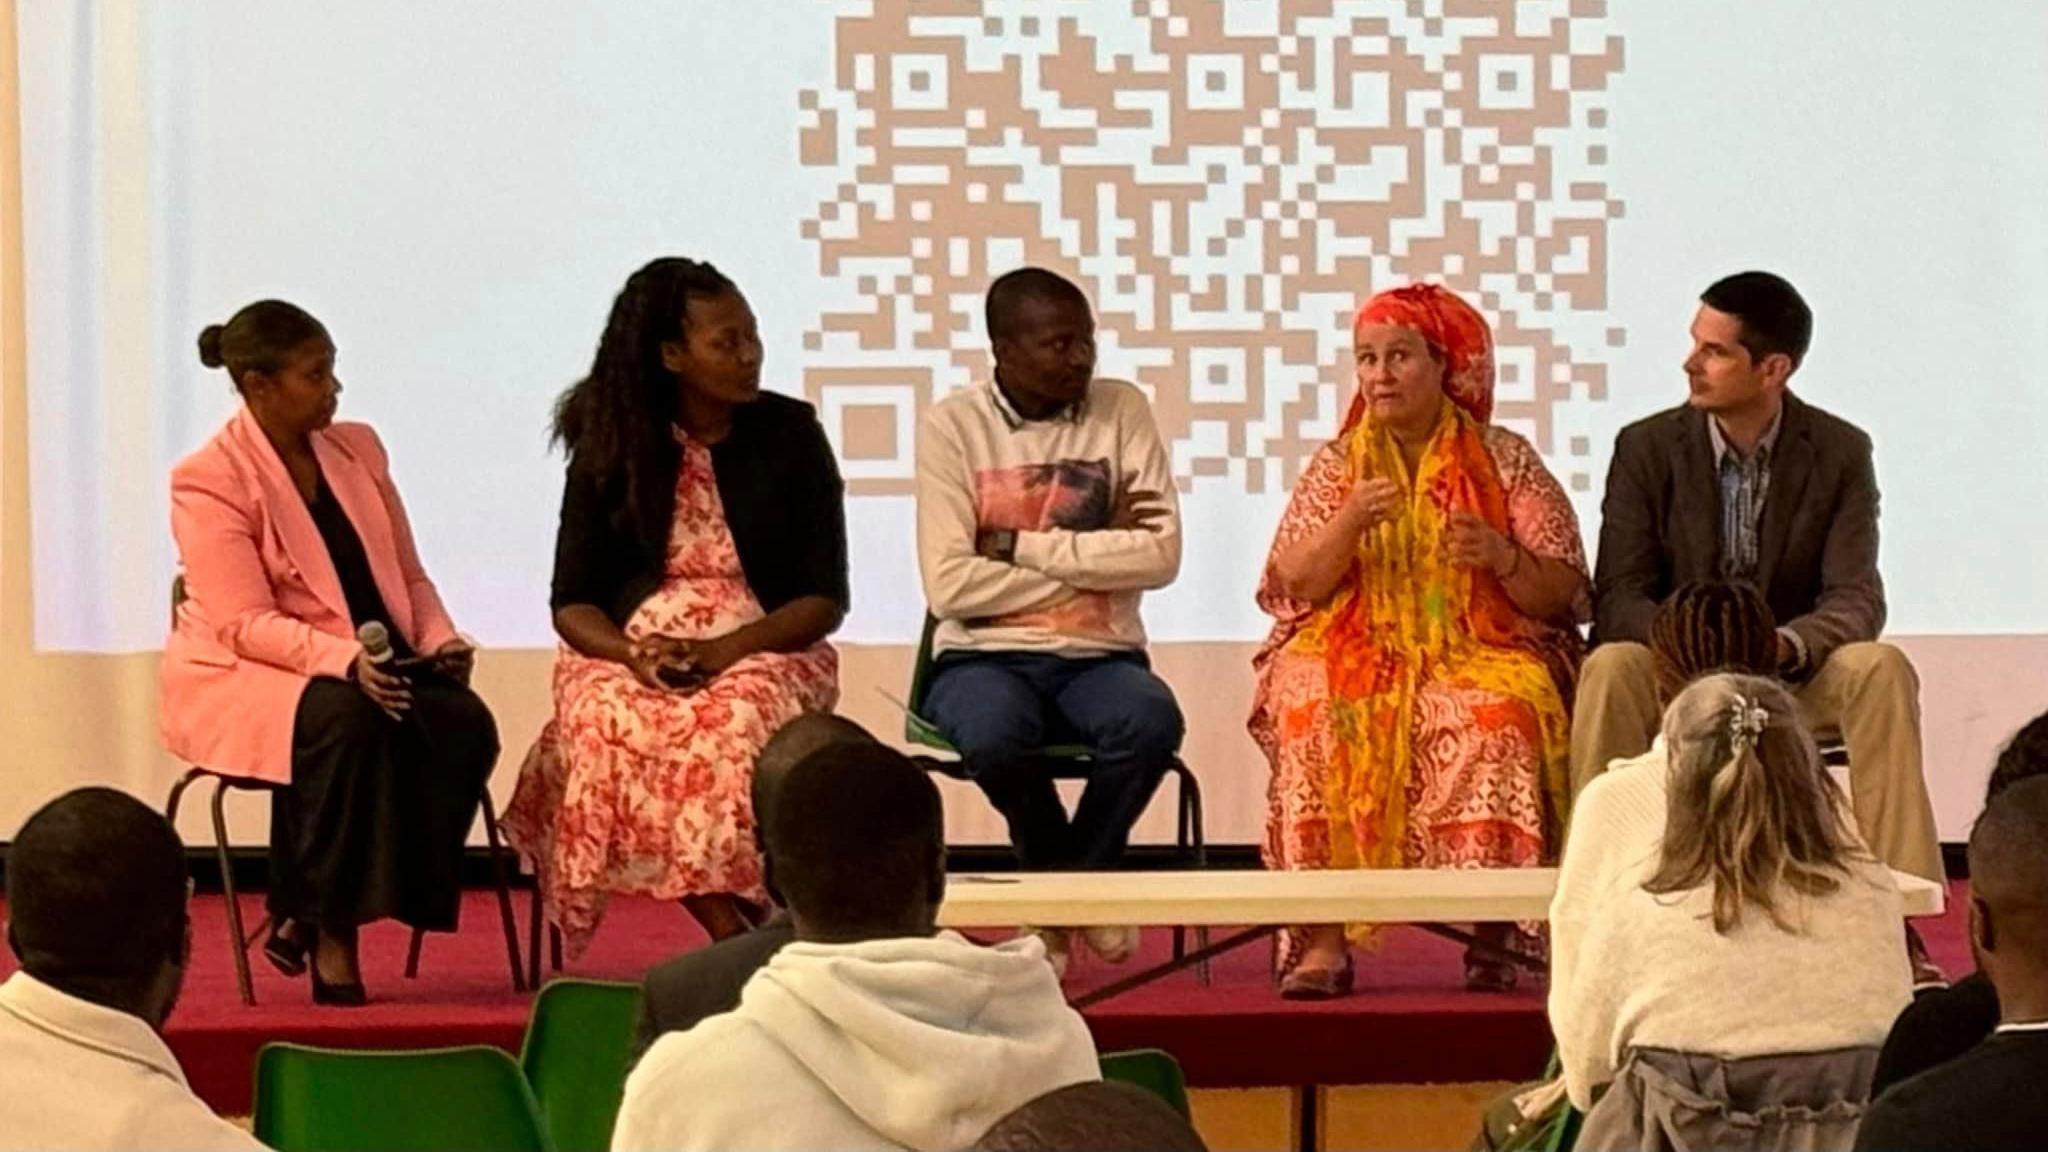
[1447,510,1517,575]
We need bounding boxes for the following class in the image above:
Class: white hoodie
[612,931,1101,1152]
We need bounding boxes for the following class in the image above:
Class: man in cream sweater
[613,742,1100,1152]
[0,788,265,1151]
[914,267,1185,967]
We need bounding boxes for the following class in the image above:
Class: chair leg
[1174,760,1212,987]
[479,793,526,992]
[165,766,205,824]
[404,928,425,978]
[210,779,257,1007]
[527,877,544,991]
[551,924,564,974]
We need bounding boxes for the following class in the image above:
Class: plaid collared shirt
[1708,410,1782,582]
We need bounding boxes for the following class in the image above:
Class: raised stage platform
[0,881,1975,1116]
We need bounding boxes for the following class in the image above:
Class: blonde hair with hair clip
[1643,673,1866,933]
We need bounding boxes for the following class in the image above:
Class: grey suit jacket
[1592,393,1886,672]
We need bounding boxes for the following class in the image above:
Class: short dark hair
[751,713,879,835]
[197,299,330,389]
[1699,271,1813,370]
[972,1081,1208,1152]
[986,267,1089,343]
[6,788,189,993]
[763,743,943,937]
[1649,580,1779,700]
[1988,711,2048,802]
[1969,775,2048,957]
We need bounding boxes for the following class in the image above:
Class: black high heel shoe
[262,920,312,978]
[310,969,368,1007]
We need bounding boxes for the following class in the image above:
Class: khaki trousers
[1568,641,1944,882]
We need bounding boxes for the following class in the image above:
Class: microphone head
[356,621,392,657]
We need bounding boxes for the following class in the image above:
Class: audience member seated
[1856,775,2048,1152]
[1250,283,1589,997]
[632,713,877,1058]
[915,266,1185,973]
[612,742,1100,1151]
[505,257,849,953]
[970,1081,1208,1152]
[1870,709,2048,1094]
[1574,272,1943,913]
[163,300,498,1005]
[1551,674,1910,1152]
[1564,581,1779,866]
[0,788,266,1151]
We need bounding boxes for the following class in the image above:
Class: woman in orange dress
[1250,284,1589,997]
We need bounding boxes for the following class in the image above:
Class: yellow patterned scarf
[1293,403,1570,874]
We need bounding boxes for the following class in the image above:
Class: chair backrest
[904,611,947,744]
[1099,1048,1191,1118]
[520,979,644,1152]
[254,1042,552,1152]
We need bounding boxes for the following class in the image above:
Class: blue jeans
[922,650,1184,869]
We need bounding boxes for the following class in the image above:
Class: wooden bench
[938,867,1947,1007]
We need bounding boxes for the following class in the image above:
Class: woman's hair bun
[197,324,227,369]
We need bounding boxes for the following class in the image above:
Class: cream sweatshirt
[1549,742,1913,1110]
[915,379,1181,656]
[612,931,1100,1152]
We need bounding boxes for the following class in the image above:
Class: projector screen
[18,1,2048,650]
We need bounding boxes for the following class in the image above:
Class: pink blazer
[159,407,461,784]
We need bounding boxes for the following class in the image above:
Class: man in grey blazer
[1575,272,1942,894]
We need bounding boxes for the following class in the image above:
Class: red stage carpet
[0,882,1975,1116]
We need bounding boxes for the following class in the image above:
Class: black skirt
[269,675,498,931]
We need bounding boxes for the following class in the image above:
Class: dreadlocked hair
[1649,580,1779,701]
[552,257,737,549]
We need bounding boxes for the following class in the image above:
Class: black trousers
[269,677,499,932]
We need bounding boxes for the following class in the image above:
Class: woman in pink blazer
[160,300,497,1006]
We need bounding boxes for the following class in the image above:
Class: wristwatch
[989,529,1018,563]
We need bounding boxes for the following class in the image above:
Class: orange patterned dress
[1249,417,1586,971]
[504,435,838,954]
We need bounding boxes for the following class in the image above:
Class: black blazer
[550,393,850,626]
[1592,392,1886,670]
[631,916,796,1060]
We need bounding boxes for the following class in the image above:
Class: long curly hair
[552,257,737,547]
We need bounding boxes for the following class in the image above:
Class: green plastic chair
[908,612,1211,975]
[906,612,1207,867]
[520,979,644,1152]
[1100,1048,1191,1119]
[253,1042,552,1152]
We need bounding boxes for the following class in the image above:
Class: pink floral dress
[504,434,839,954]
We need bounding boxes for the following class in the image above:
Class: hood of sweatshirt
[736,930,1101,1150]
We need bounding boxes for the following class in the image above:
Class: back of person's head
[197,299,329,391]
[1649,581,1778,702]
[1987,710,2048,802]
[1645,673,1860,932]
[763,743,944,942]
[1699,270,1813,372]
[5,787,190,1020]
[971,1081,1208,1152]
[1968,776,2048,985]
[751,713,879,832]
[985,266,1089,343]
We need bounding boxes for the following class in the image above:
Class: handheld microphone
[353,621,406,720]
[357,621,394,665]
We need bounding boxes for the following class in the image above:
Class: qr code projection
[798,0,1624,497]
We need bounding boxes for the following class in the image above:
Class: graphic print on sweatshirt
[973,457,1118,640]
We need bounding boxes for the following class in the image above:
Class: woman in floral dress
[505,257,848,952]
